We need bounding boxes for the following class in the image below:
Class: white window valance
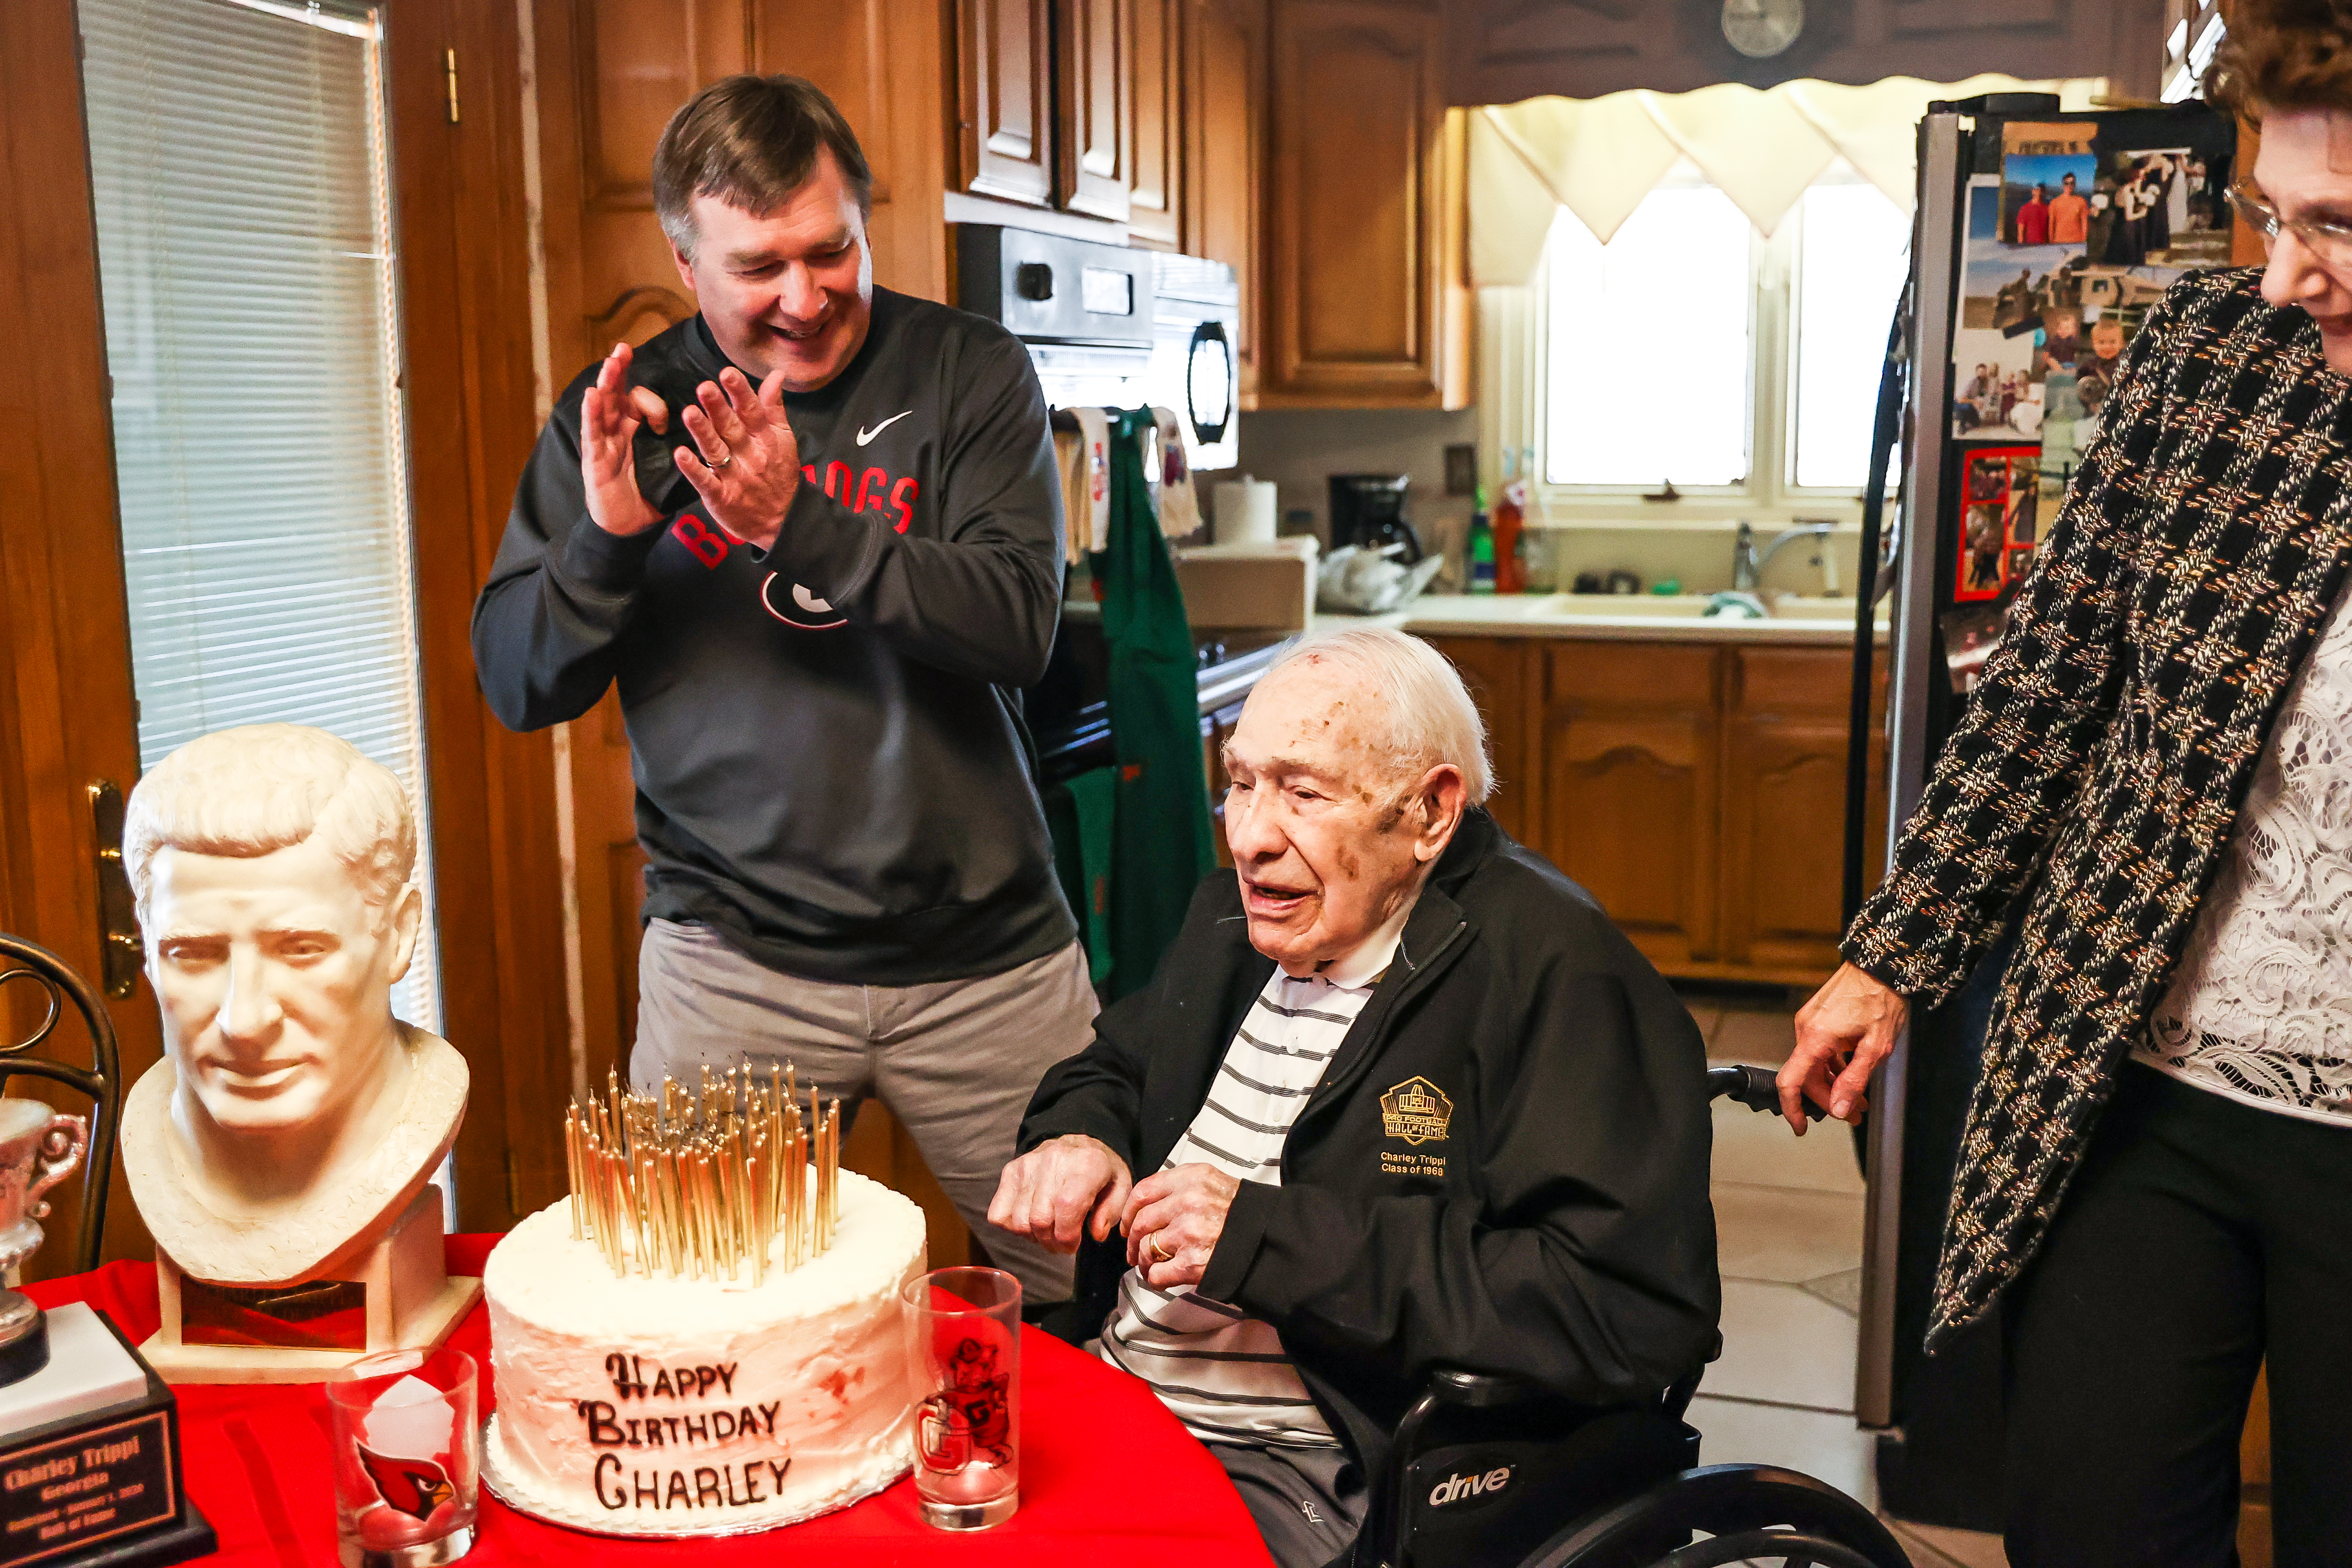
[1470,74,2108,287]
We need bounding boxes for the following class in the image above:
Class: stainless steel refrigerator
[1845,91,2239,1528]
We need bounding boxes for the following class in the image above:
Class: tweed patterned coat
[1846,268,2352,1343]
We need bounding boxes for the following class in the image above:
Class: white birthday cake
[481,1084,927,1535]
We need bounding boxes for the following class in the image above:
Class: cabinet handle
[88,780,141,999]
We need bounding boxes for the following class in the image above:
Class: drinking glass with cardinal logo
[326,1347,480,1568]
[902,1266,1022,1529]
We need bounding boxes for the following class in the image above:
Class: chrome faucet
[1732,521,1839,593]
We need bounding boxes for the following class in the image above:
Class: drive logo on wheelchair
[1427,1462,1514,1510]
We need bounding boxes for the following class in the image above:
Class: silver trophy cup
[0,1099,88,1384]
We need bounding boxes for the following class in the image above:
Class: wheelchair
[1363,1065,1909,1568]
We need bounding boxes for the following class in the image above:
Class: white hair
[1262,627,1493,802]
[124,725,417,925]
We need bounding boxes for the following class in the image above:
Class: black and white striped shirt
[1098,927,1401,1447]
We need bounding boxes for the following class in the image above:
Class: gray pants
[1206,1442,1368,1568]
[632,918,1096,1301]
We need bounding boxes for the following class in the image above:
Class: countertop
[1034,591,1888,783]
[1064,592,1889,647]
[1355,592,1887,645]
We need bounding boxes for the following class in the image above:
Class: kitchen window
[1499,159,1911,524]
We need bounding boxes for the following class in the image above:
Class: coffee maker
[1327,474,1424,563]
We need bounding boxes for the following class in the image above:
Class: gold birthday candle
[553,1055,869,1283]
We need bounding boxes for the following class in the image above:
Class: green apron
[1092,409,1218,999]
[1044,765,1118,986]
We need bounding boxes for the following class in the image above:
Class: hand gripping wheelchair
[1360,1065,1909,1568]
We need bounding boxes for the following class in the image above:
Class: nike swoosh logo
[856,410,913,446]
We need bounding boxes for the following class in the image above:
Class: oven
[955,224,1239,471]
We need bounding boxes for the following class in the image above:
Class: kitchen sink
[1532,594,1716,619]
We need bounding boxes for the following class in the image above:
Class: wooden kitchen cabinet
[1261,0,1466,408]
[1420,636,1533,846]
[1126,0,1183,248]
[1055,0,1132,219]
[1183,0,1264,399]
[1417,634,1887,989]
[1536,643,1724,973]
[1720,647,1887,978]
[955,0,1056,206]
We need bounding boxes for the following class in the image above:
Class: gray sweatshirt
[471,290,1076,985]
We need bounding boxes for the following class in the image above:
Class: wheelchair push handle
[1706,1063,1827,1122]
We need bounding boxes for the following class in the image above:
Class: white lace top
[2138,584,2352,1126]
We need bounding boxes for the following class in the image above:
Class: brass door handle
[88,781,141,999]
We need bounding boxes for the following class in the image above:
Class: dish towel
[1149,406,1203,538]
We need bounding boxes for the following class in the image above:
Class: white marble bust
[120,724,467,1286]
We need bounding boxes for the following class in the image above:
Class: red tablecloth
[28,1237,1275,1568]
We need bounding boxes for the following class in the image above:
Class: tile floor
[1679,988,2008,1568]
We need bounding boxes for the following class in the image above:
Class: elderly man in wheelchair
[990,627,1905,1568]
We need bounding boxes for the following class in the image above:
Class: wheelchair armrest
[1706,1062,1829,1121]
[1383,1371,1539,1565]
[1424,1367,1538,1409]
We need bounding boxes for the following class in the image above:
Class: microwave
[956,224,1239,471]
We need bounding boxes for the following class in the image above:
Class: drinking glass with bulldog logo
[901,1266,1022,1530]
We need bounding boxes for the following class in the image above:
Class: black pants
[2003,1063,2352,1568]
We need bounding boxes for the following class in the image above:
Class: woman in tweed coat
[1779,11,2352,1566]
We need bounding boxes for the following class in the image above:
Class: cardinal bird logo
[356,1442,455,1521]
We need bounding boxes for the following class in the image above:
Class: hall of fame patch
[1379,1077,1453,1146]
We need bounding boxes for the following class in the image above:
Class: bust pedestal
[142,1184,481,1385]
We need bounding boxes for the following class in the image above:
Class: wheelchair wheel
[1523,1464,1911,1568]
[1650,1530,1883,1568]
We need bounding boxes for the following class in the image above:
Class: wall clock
[1721,0,1804,57]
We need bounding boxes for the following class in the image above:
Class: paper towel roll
[1213,478,1278,545]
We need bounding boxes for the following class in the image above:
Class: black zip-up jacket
[471,291,1077,985]
[1017,809,1721,1483]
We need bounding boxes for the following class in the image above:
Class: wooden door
[751,0,949,301]
[1126,0,1182,249]
[1182,0,1262,402]
[0,0,162,1275]
[1719,647,1886,984]
[1418,637,1533,847]
[1056,0,1132,220]
[536,0,748,385]
[1261,0,1465,408]
[955,0,1055,206]
[1537,643,1724,972]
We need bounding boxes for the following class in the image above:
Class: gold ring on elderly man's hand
[709,445,734,470]
[1147,1234,1175,1263]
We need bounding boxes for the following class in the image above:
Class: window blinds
[81,0,441,1030]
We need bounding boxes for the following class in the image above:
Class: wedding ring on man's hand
[1147,1234,1175,1263]
[709,446,735,470]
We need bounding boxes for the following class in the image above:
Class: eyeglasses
[2227,185,2352,273]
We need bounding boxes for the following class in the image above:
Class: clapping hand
[675,366,802,553]
[580,341,670,538]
